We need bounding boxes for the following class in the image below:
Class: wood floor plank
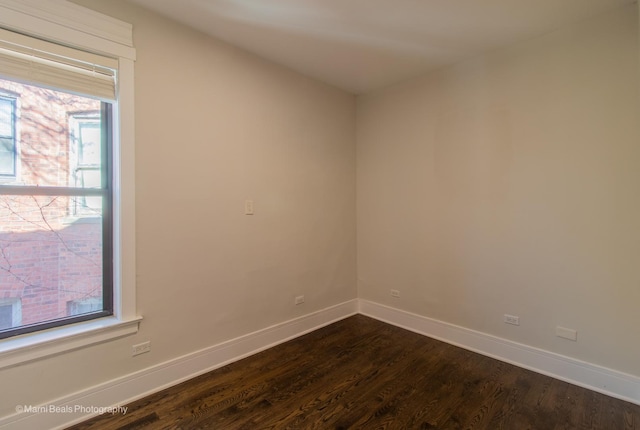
[67,315,640,430]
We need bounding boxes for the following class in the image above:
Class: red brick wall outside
[0,79,104,327]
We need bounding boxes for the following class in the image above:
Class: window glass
[0,77,112,339]
[0,304,12,329]
[0,96,15,176]
[0,97,12,135]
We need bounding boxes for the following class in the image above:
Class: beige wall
[0,0,356,415]
[357,4,640,376]
[1,0,639,419]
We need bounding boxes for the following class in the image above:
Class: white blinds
[0,28,117,101]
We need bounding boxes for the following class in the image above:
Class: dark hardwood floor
[68,315,640,429]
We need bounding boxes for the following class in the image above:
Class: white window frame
[0,0,139,369]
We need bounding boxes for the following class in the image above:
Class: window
[70,112,102,216]
[0,298,20,330]
[0,94,16,177]
[0,28,118,339]
[0,0,138,368]
[0,78,113,338]
[67,297,101,316]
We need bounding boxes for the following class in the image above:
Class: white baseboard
[0,299,358,430]
[358,299,640,406]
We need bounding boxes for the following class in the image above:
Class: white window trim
[0,0,139,369]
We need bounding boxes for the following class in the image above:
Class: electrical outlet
[295,295,305,305]
[132,341,151,356]
[504,314,520,326]
[556,326,577,341]
[391,289,400,298]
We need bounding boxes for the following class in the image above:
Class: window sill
[0,316,142,369]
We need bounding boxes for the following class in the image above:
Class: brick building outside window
[0,78,105,333]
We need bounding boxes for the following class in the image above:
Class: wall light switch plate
[245,200,254,215]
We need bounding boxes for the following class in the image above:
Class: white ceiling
[129,0,634,94]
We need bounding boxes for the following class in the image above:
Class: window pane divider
[0,185,105,196]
